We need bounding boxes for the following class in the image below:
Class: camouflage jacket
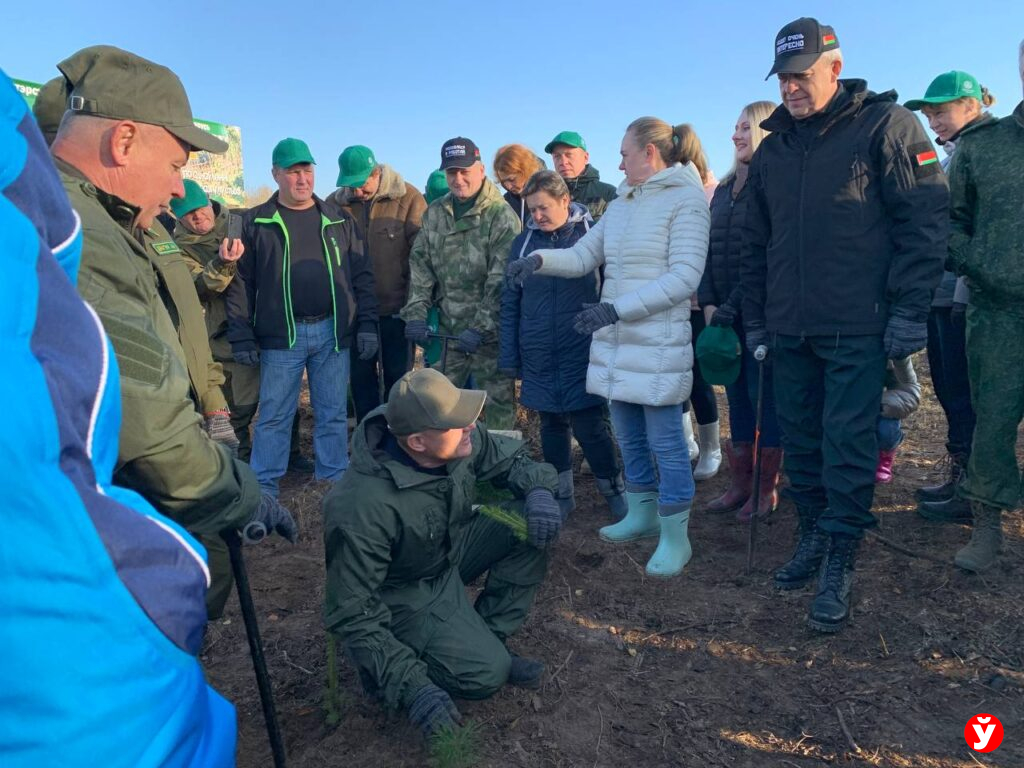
[948,100,1024,308]
[400,178,520,338]
[173,203,238,361]
[59,158,258,535]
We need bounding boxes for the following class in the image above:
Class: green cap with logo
[170,179,210,218]
[544,130,587,154]
[424,169,449,204]
[58,45,228,154]
[904,71,983,110]
[695,325,742,386]
[33,76,70,141]
[272,137,315,168]
[336,144,377,187]
[385,368,486,436]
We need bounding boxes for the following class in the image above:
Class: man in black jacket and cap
[741,18,948,633]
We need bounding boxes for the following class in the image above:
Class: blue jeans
[250,319,351,495]
[608,400,694,507]
[877,417,903,452]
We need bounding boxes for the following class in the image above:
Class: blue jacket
[500,203,605,412]
[0,71,235,768]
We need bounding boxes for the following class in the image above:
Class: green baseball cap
[272,137,316,168]
[33,76,69,141]
[695,325,742,386]
[905,71,982,110]
[385,368,486,436]
[170,179,210,218]
[336,144,377,187]
[424,169,449,203]
[58,45,228,153]
[544,131,587,154]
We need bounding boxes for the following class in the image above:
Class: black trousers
[350,315,411,423]
[926,306,975,457]
[539,404,620,478]
[773,333,887,538]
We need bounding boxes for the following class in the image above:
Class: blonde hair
[721,100,778,184]
[493,144,544,187]
[626,116,697,168]
[673,124,710,183]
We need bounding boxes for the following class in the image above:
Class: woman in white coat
[506,116,710,577]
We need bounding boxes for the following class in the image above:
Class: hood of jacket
[762,79,895,134]
[328,164,408,207]
[525,200,593,233]
[616,161,704,198]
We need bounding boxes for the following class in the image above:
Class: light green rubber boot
[599,490,659,542]
[645,503,693,578]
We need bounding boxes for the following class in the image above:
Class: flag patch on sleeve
[907,142,940,179]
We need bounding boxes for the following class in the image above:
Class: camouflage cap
[385,368,485,436]
[58,45,227,154]
[33,76,70,141]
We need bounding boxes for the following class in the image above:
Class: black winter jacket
[741,79,948,336]
[565,165,617,221]
[225,193,377,351]
[697,175,751,314]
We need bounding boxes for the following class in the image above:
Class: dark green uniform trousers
[773,333,888,538]
[440,344,516,431]
[962,305,1024,510]
[388,510,547,700]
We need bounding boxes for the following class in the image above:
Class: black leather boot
[774,507,829,590]
[917,492,973,524]
[807,534,859,633]
[916,453,966,503]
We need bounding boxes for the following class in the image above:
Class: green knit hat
[695,325,742,386]
[425,169,449,203]
[170,179,210,218]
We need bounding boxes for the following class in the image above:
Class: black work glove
[505,253,543,288]
[498,367,521,379]
[233,349,260,367]
[404,319,429,344]
[242,493,298,544]
[204,410,239,455]
[525,487,562,548]
[456,328,483,354]
[357,331,379,361]
[744,325,770,359]
[950,301,967,331]
[884,309,928,360]
[407,684,462,738]
[573,302,619,335]
[710,304,737,328]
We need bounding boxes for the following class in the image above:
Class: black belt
[294,312,332,324]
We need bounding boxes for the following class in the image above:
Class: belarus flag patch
[907,142,941,180]
[914,150,938,167]
[822,34,837,46]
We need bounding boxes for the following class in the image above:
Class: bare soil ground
[205,359,1023,767]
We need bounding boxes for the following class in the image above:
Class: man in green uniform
[545,131,617,221]
[401,137,521,430]
[49,46,296,613]
[323,368,561,737]
[945,47,1024,572]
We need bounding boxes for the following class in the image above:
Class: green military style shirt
[59,158,259,534]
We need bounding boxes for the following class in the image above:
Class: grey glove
[744,326,770,358]
[404,319,429,343]
[407,683,462,737]
[884,310,928,360]
[242,493,298,544]
[525,487,562,548]
[233,349,260,367]
[505,253,543,288]
[573,302,619,335]
[357,331,379,361]
[204,410,239,454]
[710,304,737,328]
[456,328,483,354]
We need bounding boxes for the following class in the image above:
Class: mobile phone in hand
[227,213,242,241]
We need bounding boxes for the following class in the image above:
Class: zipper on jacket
[254,212,297,348]
[798,147,809,332]
[893,139,913,190]
[320,215,344,352]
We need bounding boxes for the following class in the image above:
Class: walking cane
[746,345,769,573]
[221,529,288,767]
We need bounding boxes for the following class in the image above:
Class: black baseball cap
[440,137,481,170]
[766,17,840,80]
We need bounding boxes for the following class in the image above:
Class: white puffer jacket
[533,163,710,406]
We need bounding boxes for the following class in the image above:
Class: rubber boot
[556,470,576,521]
[737,447,783,522]
[595,474,628,520]
[645,503,693,578]
[807,533,859,633]
[916,453,966,503]
[875,449,896,484]
[954,502,1003,572]
[707,441,752,513]
[693,420,722,481]
[599,489,659,543]
[682,410,699,463]
[774,506,829,590]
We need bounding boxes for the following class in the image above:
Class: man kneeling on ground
[323,368,561,736]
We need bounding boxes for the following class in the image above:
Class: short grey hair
[819,48,843,68]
